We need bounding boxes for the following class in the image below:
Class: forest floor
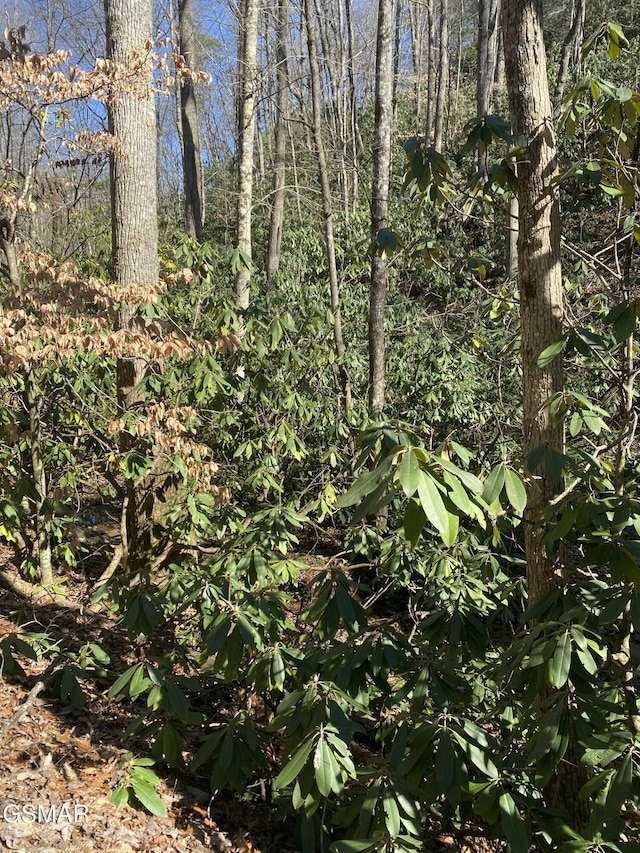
[0,509,502,853]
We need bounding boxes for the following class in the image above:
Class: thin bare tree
[235,0,259,311]
[178,0,205,241]
[369,0,395,418]
[303,0,352,411]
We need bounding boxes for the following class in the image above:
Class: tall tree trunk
[235,0,259,312]
[477,0,500,171]
[506,194,518,278]
[105,0,159,567]
[502,0,589,830]
[503,0,564,605]
[304,0,352,412]
[553,0,586,112]
[433,0,448,151]
[408,0,423,123]
[369,0,395,418]
[345,0,360,214]
[25,367,52,585]
[267,0,289,279]
[477,0,500,116]
[179,0,205,241]
[424,0,435,145]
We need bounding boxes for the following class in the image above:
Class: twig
[0,679,47,745]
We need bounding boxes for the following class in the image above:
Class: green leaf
[610,544,640,584]
[441,509,459,547]
[569,411,583,437]
[375,227,400,255]
[527,444,566,482]
[436,731,455,790]
[131,778,168,817]
[416,469,450,540]
[383,790,401,837]
[482,463,505,505]
[329,842,378,853]
[530,699,565,761]
[499,793,530,851]
[438,457,483,495]
[108,664,139,699]
[536,335,568,367]
[404,499,426,548]
[551,631,572,688]
[398,449,422,498]
[443,470,471,514]
[111,786,129,808]
[274,738,315,790]
[161,723,183,765]
[612,305,635,343]
[314,736,342,797]
[337,456,394,508]
[504,468,527,518]
[129,664,151,700]
[165,681,189,720]
[603,751,632,821]
[271,649,286,689]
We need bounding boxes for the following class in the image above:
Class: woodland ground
[0,508,506,853]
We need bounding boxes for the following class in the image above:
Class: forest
[0,0,639,850]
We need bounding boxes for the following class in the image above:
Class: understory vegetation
[1,5,640,852]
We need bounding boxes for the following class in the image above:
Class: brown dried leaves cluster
[0,253,218,374]
[0,36,210,112]
[107,403,228,498]
[0,37,210,188]
[1,253,236,501]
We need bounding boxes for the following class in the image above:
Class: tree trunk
[553,0,586,112]
[424,0,435,145]
[433,0,448,151]
[235,0,259,312]
[477,0,500,116]
[506,193,518,278]
[369,0,395,418]
[25,367,52,585]
[502,0,589,830]
[477,0,501,172]
[304,0,352,412]
[105,0,159,567]
[266,0,289,280]
[178,0,205,241]
[0,216,20,292]
[502,0,564,603]
[408,0,423,123]
[345,0,360,214]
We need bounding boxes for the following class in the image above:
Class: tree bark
[266,0,289,279]
[105,0,159,567]
[304,0,352,412]
[105,0,158,289]
[553,0,586,112]
[477,0,501,172]
[369,0,395,418]
[235,0,259,312]
[433,0,448,151]
[477,0,500,117]
[345,0,360,214]
[25,367,52,585]
[502,0,589,830]
[502,0,564,604]
[178,0,205,241]
[0,216,20,292]
[408,0,423,123]
[424,0,435,145]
